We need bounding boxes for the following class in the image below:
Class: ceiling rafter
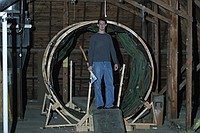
[106,0,155,23]
[65,0,170,23]
[149,0,191,20]
[41,0,195,23]
[123,0,170,23]
[195,0,200,8]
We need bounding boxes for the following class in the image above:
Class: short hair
[98,18,107,24]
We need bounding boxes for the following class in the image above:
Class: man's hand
[114,64,119,71]
[88,66,93,71]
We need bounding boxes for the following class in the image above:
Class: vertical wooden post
[154,4,159,93]
[63,58,69,103]
[186,0,193,128]
[141,2,147,41]
[38,50,47,103]
[62,1,69,103]
[167,0,178,119]
[63,1,69,26]
[49,1,52,41]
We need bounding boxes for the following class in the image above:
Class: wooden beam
[197,63,200,71]
[63,1,69,26]
[62,58,69,103]
[62,1,69,103]
[149,0,190,20]
[167,0,178,119]
[159,61,199,94]
[186,0,193,129]
[194,0,200,8]
[43,0,169,24]
[154,4,159,93]
[141,2,147,41]
[49,1,52,41]
[106,0,155,23]
[123,0,170,23]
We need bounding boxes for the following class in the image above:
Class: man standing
[88,18,119,109]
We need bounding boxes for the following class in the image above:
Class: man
[88,18,119,109]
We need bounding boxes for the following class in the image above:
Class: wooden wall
[22,0,200,128]
[26,0,199,120]
[27,1,164,101]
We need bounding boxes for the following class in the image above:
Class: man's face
[97,20,107,32]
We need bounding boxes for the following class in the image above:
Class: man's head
[98,18,107,24]
[97,18,107,33]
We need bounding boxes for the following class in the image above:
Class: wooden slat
[107,0,155,23]
[150,0,190,20]
[186,0,193,129]
[167,0,178,119]
[124,0,170,23]
[195,0,200,7]
[154,4,159,93]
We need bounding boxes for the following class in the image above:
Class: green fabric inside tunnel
[43,21,155,121]
[116,33,151,118]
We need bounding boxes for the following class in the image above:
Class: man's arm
[88,36,95,67]
[109,36,119,71]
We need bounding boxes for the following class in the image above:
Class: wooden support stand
[41,93,52,115]
[117,64,126,107]
[65,60,80,111]
[41,60,94,131]
[125,102,157,131]
[41,88,93,131]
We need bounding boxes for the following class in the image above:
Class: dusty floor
[1,100,200,133]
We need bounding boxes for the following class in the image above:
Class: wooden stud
[154,4,159,93]
[167,0,178,119]
[186,0,193,129]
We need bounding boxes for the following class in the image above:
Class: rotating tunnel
[42,20,155,121]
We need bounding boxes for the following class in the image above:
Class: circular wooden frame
[42,20,155,119]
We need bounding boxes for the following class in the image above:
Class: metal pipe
[18,0,26,119]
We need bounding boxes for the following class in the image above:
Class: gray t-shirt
[88,32,118,66]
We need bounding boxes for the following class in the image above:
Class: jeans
[93,62,114,108]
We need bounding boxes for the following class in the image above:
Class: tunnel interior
[42,20,156,120]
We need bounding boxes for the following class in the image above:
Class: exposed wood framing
[63,1,69,26]
[49,1,52,41]
[79,2,87,96]
[107,0,155,23]
[186,0,193,128]
[167,0,178,119]
[123,0,170,23]
[154,4,159,93]
[62,58,69,103]
[149,0,190,20]
[30,0,195,128]
[62,1,69,103]
[116,5,120,23]
[141,1,147,41]
[195,0,200,7]
[100,2,103,17]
